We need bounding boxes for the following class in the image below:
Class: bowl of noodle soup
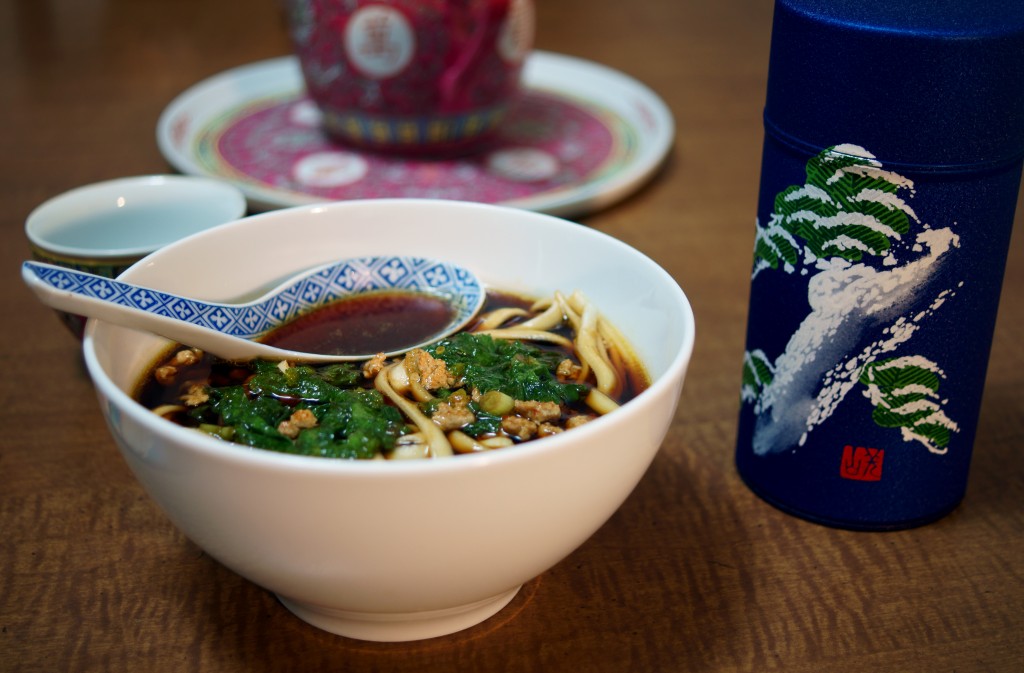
[83,198,695,642]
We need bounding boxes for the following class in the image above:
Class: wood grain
[2,1,1021,671]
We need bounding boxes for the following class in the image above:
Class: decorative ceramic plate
[156,52,674,217]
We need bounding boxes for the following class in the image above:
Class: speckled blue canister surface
[735,0,1024,530]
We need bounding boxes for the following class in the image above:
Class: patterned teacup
[25,175,247,337]
[284,0,535,156]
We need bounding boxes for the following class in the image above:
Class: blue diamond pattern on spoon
[22,257,485,362]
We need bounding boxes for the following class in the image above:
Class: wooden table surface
[3,1,1022,671]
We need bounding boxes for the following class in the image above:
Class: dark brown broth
[135,290,652,449]
[261,289,456,356]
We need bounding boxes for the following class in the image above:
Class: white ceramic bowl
[83,199,695,642]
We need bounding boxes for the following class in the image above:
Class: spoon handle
[22,261,267,338]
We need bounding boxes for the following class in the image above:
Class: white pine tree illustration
[743,144,959,454]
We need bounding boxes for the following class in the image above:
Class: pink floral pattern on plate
[193,90,634,207]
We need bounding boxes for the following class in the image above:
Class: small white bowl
[25,175,247,336]
[82,198,695,642]
[26,174,246,269]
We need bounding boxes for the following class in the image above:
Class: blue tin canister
[736,0,1024,530]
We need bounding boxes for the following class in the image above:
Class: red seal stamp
[840,445,884,481]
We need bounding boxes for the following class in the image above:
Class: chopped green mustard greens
[188,363,405,459]
[165,333,590,460]
[424,333,587,404]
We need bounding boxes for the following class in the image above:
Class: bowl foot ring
[276,585,522,642]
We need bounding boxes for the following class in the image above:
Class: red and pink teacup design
[284,0,535,156]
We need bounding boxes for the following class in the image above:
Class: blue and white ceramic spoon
[22,257,484,362]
